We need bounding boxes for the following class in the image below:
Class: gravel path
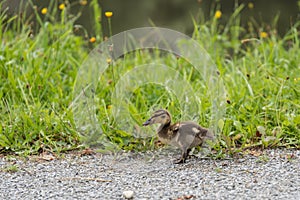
[0,148,299,200]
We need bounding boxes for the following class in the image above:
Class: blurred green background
[3,0,300,36]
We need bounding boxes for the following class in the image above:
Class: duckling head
[142,109,171,126]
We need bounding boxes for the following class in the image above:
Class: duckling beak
[142,119,151,126]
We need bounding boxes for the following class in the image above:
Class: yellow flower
[59,3,65,10]
[89,37,96,43]
[107,105,112,109]
[105,11,113,18]
[106,58,112,64]
[41,8,47,15]
[260,31,268,38]
[79,0,88,6]
[248,2,254,9]
[214,10,222,19]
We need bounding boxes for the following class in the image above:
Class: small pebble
[123,190,134,199]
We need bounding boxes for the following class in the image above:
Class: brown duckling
[143,109,214,164]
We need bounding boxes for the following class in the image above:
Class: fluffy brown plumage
[143,109,214,163]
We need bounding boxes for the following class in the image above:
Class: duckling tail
[205,129,215,140]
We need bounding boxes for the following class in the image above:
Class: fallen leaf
[249,150,262,157]
[81,148,95,156]
[40,154,55,161]
[175,195,196,200]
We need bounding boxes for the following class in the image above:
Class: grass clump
[2,164,19,173]
[0,1,299,156]
[0,0,86,154]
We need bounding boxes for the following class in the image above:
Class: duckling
[143,109,214,164]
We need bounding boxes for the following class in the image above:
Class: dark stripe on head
[152,109,170,118]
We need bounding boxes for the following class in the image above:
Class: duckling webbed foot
[173,149,190,164]
[173,157,186,164]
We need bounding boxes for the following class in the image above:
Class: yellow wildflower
[79,0,88,6]
[89,37,96,43]
[248,2,254,9]
[41,8,48,15]
[59,3,65,10]
[105,11,113,18]
[260,31,268,38]
[106,58,112,64]
[107,105,112,109]
[214,10,222,19]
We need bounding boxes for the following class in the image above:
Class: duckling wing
[175,122,212,148]
[180,122,208,136]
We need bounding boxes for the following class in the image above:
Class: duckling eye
[161,115,166,119]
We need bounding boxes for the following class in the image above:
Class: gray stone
[123,190,134,199]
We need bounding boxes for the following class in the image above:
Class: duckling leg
[173,148,190,164]
[173,156,185,164]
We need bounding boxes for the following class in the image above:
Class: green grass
[0,1,299,156]
[1,164,19,173]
